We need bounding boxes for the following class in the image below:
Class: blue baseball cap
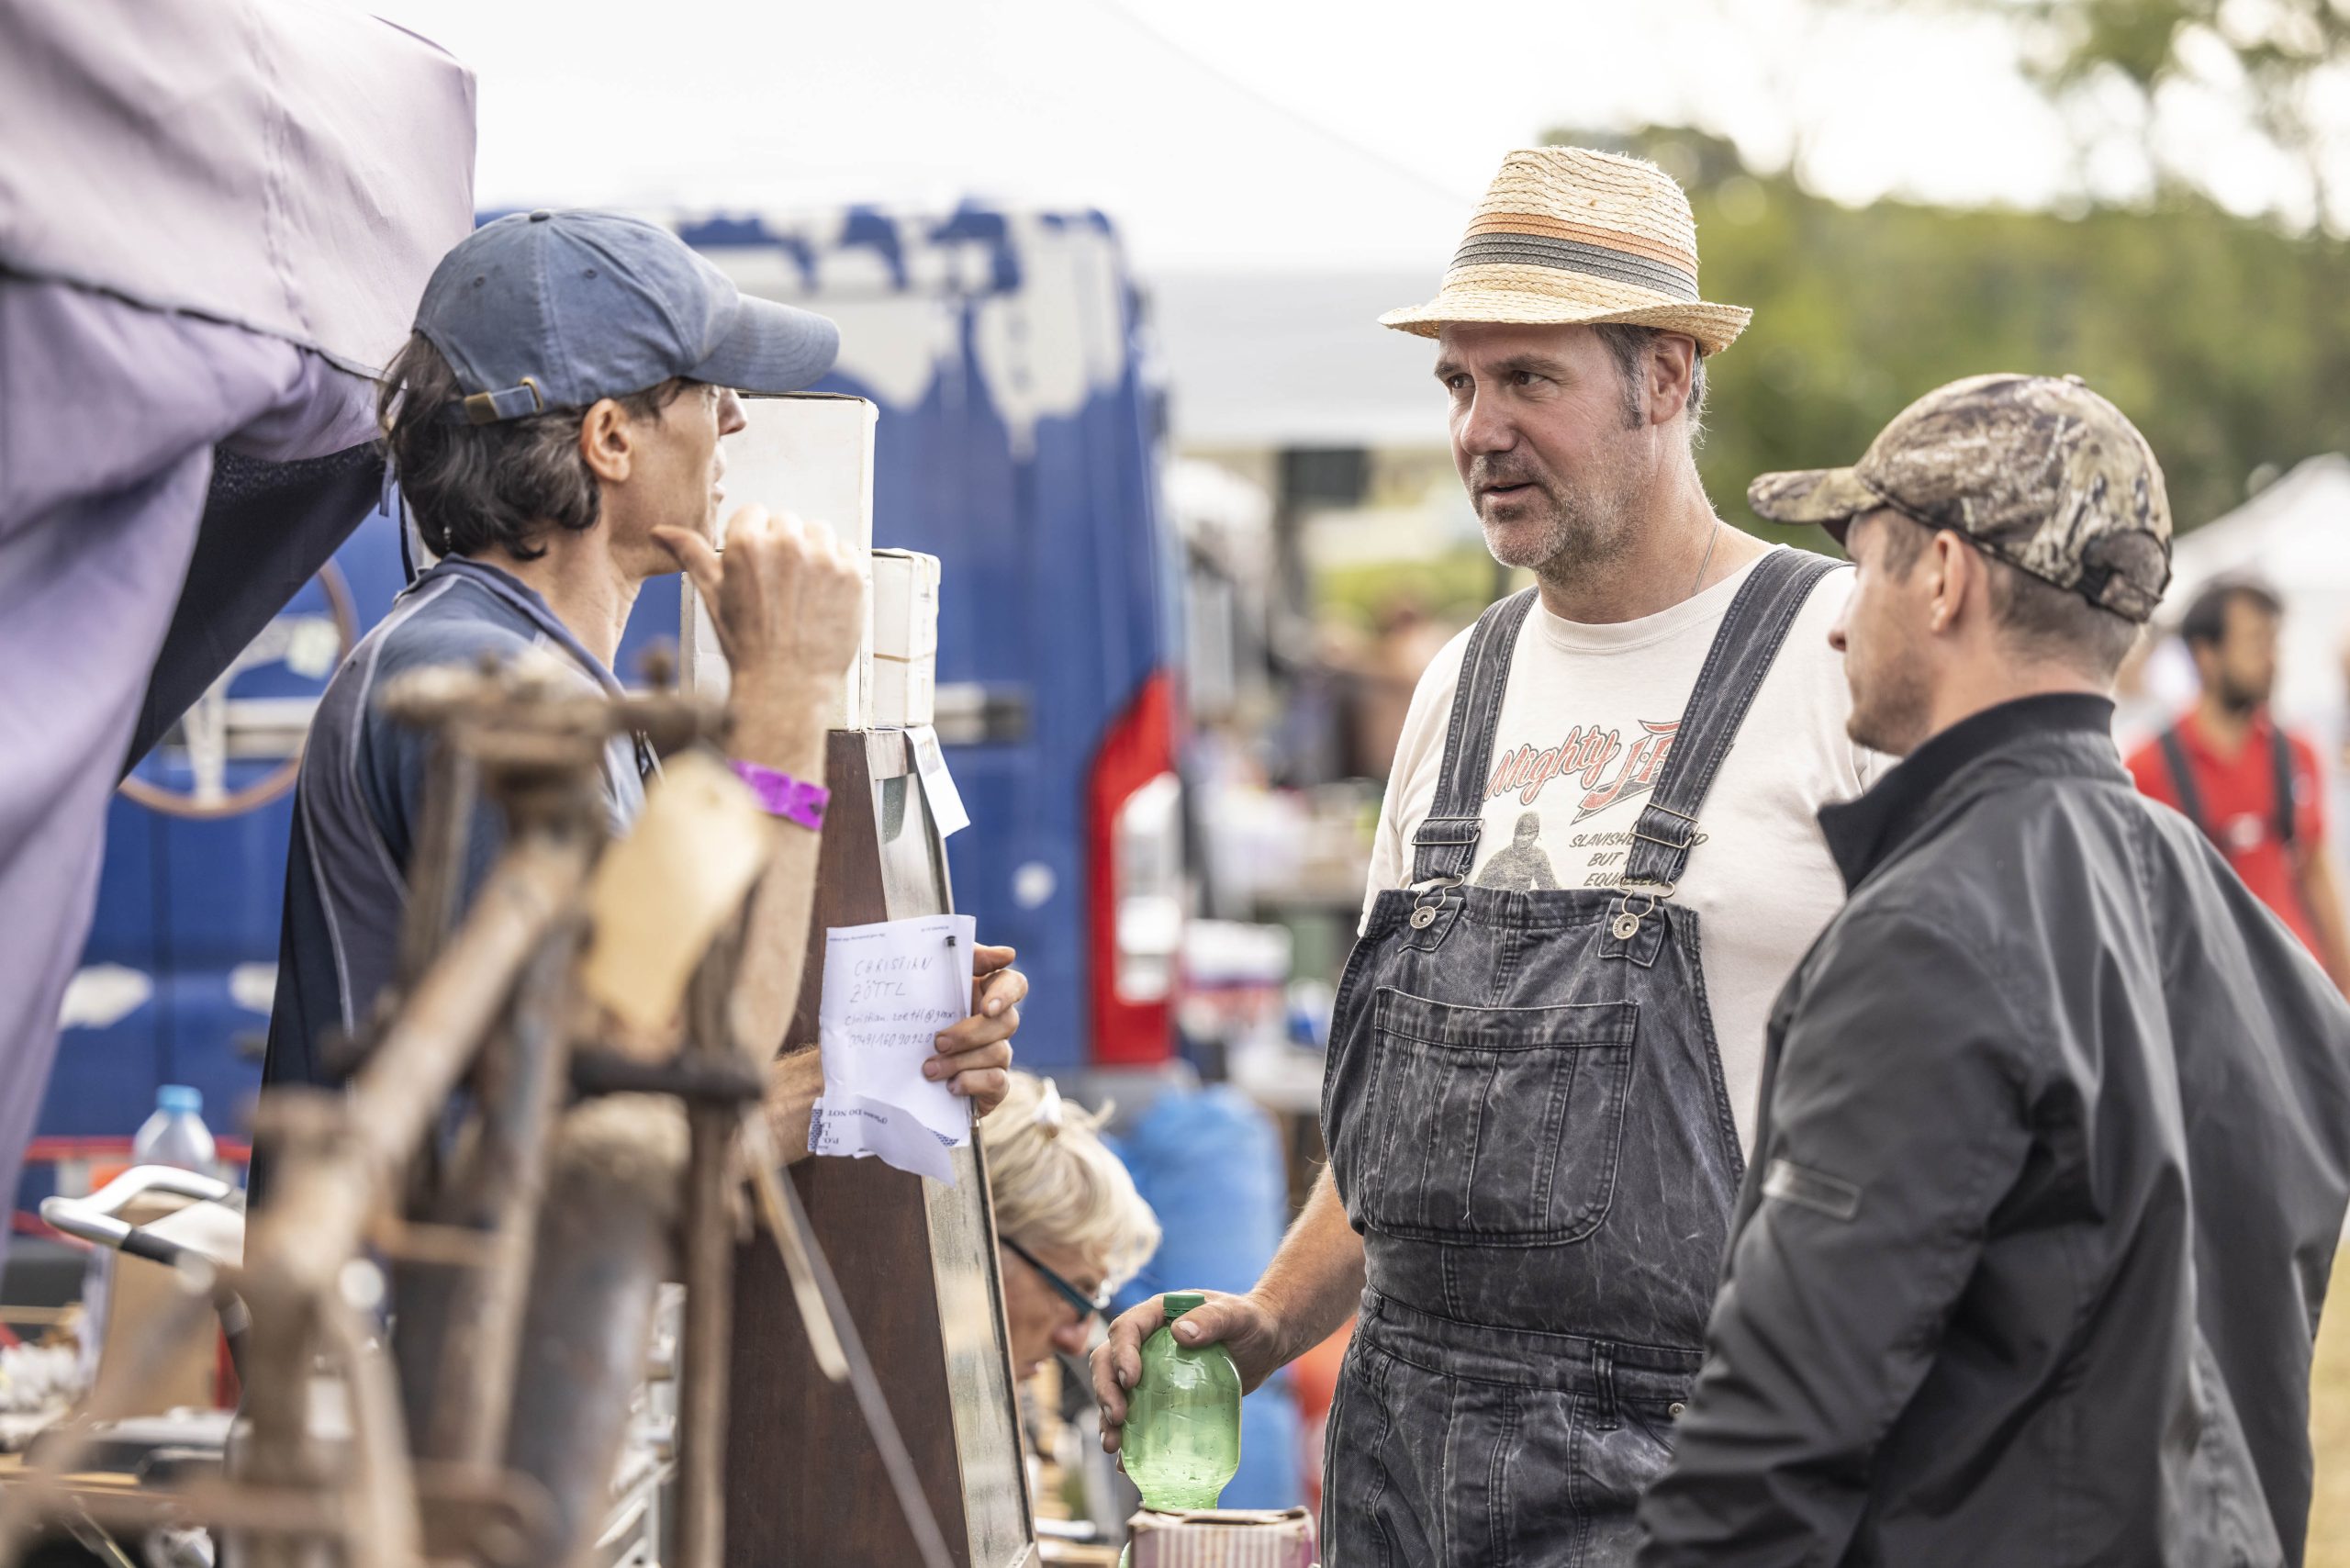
[415,209,839,424]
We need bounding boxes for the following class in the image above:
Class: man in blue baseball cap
[263,210,1027,1166]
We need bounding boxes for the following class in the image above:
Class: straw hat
[1381,147,1751,354]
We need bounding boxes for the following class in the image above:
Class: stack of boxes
[680,393,879,727]
[869,547,940,730]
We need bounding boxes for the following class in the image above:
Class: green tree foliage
[1976,0,2350,220]
[1318,544,1513,631]
[1554,126,2350,537]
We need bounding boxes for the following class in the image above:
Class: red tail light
[1089,670,1181,1066]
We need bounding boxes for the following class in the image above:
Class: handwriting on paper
[808,913,977,1183]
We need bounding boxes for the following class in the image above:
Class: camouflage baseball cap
[1749,373,2173,622]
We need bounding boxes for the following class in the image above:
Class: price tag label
[909,724,970,837]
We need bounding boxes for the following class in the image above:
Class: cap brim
[687,295,840,394]
[1747,465,1878,542]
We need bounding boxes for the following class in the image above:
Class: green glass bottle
[1124,1291,1243,1512]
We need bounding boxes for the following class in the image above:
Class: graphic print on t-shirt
[1475,812,1561,890]
[1473,717,1683,890]
[1366,553,1874,1155]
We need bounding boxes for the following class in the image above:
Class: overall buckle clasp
[1609,879,1675,942]
[1406,875,1463,932]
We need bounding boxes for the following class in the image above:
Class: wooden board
[724,730,1035,1567]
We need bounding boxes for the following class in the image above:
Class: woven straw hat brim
[1380,289,1751,355]
[1747,465,1878,539]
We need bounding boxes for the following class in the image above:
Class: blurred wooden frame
[688,393,1035,1566]
[724,729,1035,1567]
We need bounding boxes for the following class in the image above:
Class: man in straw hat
[1636,375,2350,1566]
[1095,147,1882,1560]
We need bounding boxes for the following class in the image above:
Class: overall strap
[2266,724,2322,931]
[1617,550,1841,900]
[2270,724,2298,848]
[1409,588,1539,886]
[2157,727,2210,841]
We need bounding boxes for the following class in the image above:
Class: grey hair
[1589,323,1708,444]
[979,1072,1160,1293]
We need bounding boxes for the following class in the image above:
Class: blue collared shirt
[263,557,646,1096]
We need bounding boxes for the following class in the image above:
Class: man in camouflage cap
[1755,371,2171,600]
[1636,374,2350,1567]
[1751,371,2170,756]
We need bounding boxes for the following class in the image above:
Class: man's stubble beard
[1476,445,1647,590]
[1845,635,1933,758]
[2215,668,2268,717]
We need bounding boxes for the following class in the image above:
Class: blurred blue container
[82,796,158,970]
[161,969,269,1143]
[160,791,296,969]
[40,983,162,1140]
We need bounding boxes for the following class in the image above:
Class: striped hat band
[1449,214,1699,304]
[1381,147,1751,353]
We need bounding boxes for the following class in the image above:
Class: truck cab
[643,203,1185,1076]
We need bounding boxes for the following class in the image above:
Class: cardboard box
[95,1193,240,1413]
[1126,1507,1317,1568]
[869,547,940,728]
[681,393,877,727]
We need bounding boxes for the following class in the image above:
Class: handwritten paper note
[807,913,978,1183]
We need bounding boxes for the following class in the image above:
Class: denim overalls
[1320,549,1838,1566]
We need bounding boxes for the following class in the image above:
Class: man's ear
[1927,531,1986,634]
[1647,334,1697,427]
[579,398,633,485]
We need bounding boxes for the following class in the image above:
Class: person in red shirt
[2127,578,2350,991]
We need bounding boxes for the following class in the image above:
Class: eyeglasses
[1003,1235,1109,1326]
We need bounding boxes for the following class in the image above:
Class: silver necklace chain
[1686,522,1721,599]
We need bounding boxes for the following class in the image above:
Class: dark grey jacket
[1637,693,2350,1567]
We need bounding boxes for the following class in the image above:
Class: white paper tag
[908,724,971,837]
[806,913,977,1184]
[808,1088,957,1183]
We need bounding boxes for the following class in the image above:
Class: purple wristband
[731,760,830,831]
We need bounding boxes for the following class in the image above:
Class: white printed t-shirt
[1362,548,1883,1154]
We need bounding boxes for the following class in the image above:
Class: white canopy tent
[2122,455,2350,876]
[2144,454,2350,735]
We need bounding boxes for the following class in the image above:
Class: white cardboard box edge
[681,393,879,727]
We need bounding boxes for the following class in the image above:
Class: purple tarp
[0,0,476,375]
[0,0,475,1250]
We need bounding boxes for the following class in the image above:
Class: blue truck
[30,202,1186,1197]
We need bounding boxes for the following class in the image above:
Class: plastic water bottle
[134,1085,216,1173]
[1124,1292,1243,1511]
[79,1087,217,1390]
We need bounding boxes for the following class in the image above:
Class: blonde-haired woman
[982,1072,1160,1379]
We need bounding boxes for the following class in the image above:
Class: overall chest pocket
[1352,989,1637,1247]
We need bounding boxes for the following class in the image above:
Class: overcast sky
[367,0,2339,274]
